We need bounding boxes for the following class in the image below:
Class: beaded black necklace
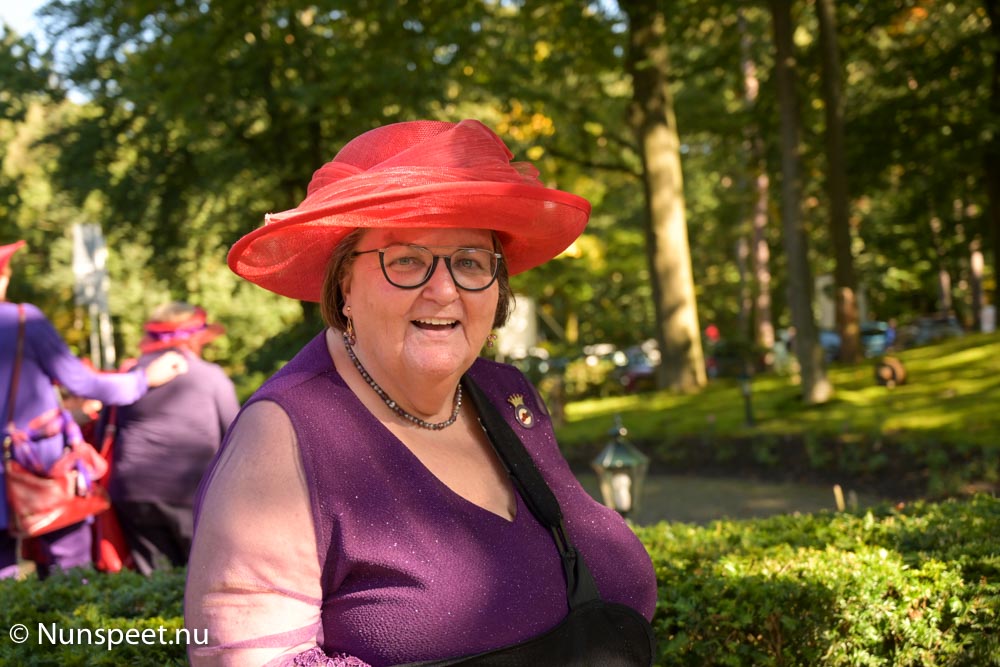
[343,332,462,430]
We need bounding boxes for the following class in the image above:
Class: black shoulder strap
[463,375,601,609]
[463,376,562,527]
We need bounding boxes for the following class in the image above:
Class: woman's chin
[402,345,473,379]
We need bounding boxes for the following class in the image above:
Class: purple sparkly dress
[192,333,656,666]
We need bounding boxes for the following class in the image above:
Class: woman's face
[343,227,500,381]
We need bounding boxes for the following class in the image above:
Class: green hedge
[2,495,998,666]
[638,494,1000,665]
[0,567,187,666]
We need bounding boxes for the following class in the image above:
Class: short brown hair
[320,231,515,331]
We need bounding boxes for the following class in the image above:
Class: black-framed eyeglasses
[352,244,503,291]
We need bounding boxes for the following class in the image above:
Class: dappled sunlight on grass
[915,341,996,368]
[568,393,666,418]
[557,332,1000,450]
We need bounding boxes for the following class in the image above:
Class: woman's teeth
[413,318,458,330]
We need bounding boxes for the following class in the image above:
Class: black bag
[395,378,656,667]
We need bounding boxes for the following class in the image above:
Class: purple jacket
[1,301,149,528]
[227,332,656,665]
[110,350,239,506]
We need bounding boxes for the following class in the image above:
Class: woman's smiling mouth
[413,318,459,332]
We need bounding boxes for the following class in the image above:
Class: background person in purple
[1,240,188,580]
[186,120,657,666]
[109,301,240,575]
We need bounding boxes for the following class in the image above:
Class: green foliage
[1,0,997,397]
[2,497,997,665]
[561,355,620,400]
[0,569,188,666]
[636,494,1000,666]
[0,26,58,123]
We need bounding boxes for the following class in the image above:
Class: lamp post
[739,370,755,427]
[591,415,650,521]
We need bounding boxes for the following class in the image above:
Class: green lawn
[555,332,1000,495]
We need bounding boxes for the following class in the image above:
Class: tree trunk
[984,0,1000,300]
[971,238,984,331]
[752,170,775,352]
[816,0,862,362]
[623,0,706,392]
[769,0,833,404]
[938,268,954,315]
[737,237,753,334]
[929,215,954,315]
[739,11,775,355]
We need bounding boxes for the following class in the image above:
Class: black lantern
[591,415,650,520]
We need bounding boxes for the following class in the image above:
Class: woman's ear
[341,275,352,314]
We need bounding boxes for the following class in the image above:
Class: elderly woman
[110,302,240,575]
[1,240,187,579]
[185,120,657,666]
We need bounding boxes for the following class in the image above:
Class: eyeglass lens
[380,245,499,290]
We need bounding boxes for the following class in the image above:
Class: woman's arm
[186,401,364,666]
[24,303,185,402]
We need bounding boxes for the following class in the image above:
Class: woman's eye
[390,254,427,269]
[455,253,490,272]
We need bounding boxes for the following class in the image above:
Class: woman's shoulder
[6,303,60,340]
[468,357,551,421]
[189,356,236,382]
[468,356,532,387]
[3,301,45,321]
[231,399,293,438]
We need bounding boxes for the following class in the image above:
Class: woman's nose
[421,258,460,300]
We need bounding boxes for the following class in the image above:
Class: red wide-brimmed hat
[138,306,225,353]
[0,240,26,274]
[227,119,591,302]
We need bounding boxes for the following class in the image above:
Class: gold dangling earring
[486,332,497,349]
[345,306,357,346]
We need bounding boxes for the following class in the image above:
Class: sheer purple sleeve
[187,401,357,666]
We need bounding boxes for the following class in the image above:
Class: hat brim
[138,323,226,354]
[0,240,27,273]
[228,182,590,302]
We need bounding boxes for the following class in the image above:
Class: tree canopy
[1,0,995,398]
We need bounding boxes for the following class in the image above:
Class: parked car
[897,315,964,348]
[794,323,893,362]
[818,329,842,363]
[612,340,660,393]
[859,321,891,357]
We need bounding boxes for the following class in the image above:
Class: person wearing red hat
[186,120,656,666]
[1,240,188,579]
[107,302,239,575]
